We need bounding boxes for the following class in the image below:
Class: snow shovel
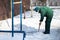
[38,22,41,32]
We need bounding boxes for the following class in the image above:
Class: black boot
[43,31,50,34]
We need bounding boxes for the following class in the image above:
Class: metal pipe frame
[0,0,26,40]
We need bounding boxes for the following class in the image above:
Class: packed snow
[0,9,60,40]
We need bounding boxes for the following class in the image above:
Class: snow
[0,33,24,40]
[0,9,60,40]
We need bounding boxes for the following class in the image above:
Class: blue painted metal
[0,30,26,38]
[0,0,26,40]
[23,32,26,40]
[0,30,25,33]
[12,0,14,37]
[20,0,22,31]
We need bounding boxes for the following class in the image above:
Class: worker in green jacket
[34,6,53,34]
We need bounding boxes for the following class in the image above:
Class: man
[34,6,53,34]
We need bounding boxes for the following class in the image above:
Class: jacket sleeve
[39,9,45,22]
[40,13,44,22]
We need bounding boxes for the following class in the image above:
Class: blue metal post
[20,0,22,31]
[12,0,14,37]
[0,0,26,38]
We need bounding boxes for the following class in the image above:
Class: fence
[0,0,26,40]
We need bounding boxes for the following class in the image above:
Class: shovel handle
[38,22,41,32]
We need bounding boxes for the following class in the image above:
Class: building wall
[14,0,30,16]
[32,0,60,6]
[31,0,47,6]
[0,0,11,20]
[48,0,60,6]
[0,0,30,20]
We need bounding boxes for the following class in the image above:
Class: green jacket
[34,6,53,22]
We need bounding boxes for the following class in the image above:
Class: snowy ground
[0,9,60,40]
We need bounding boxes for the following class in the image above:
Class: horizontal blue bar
[0,30,24,33]
[0,30,26,38]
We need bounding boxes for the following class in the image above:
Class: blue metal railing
[0,0,26,40]
[20,0,22,31]
[12,0,14,37]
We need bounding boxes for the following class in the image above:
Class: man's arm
[40,14,44,22]
[38,13,44,32]
[39,8,45,22]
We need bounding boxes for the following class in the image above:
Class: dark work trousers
[45,16,53,33]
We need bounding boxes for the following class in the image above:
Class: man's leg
[44,17,52,34]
